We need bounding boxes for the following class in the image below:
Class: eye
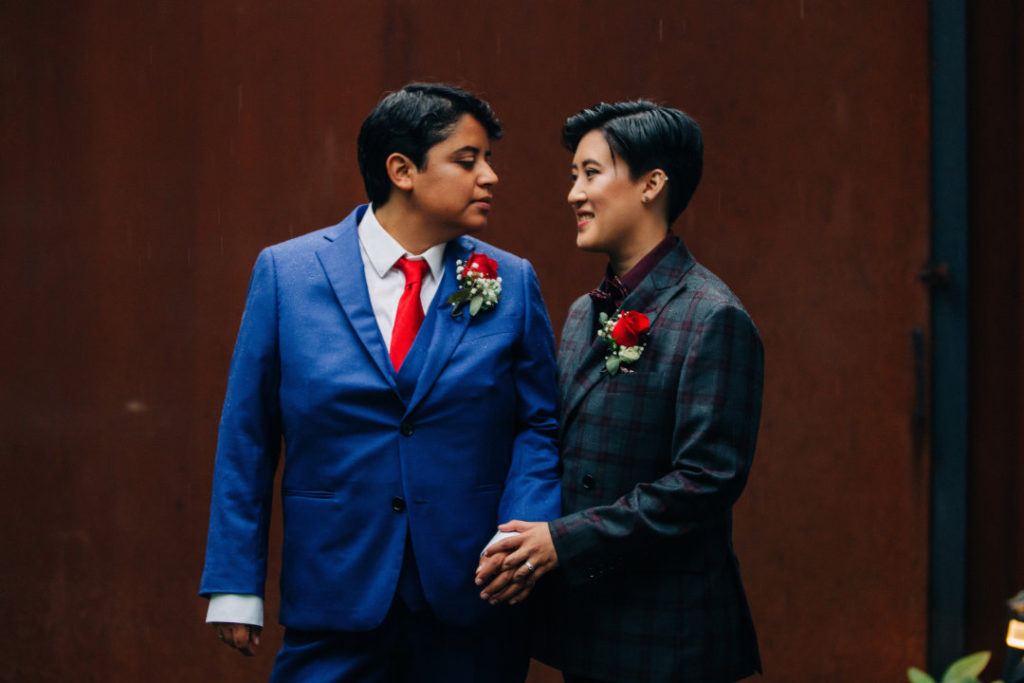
[457,159,475,169]
[570,173,578,182]
[584,168,598,178]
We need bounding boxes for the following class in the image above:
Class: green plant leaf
[942,651,991,683]
[469,295,484,317]
[598,312,609,325]
[908,667,935,683]
[605,356,620,375]
[447,289,471,305]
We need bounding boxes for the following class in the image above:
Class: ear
[640,169,670,204]
[385,153,416,193]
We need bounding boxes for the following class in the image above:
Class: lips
[472,197,493,211]
[575,211,594,228]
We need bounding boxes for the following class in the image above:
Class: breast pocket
[460,315,521,342]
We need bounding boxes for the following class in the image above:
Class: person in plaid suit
[477,101,763,682]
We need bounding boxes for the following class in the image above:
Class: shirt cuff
[206,593,264,627]
[480,529,520,556]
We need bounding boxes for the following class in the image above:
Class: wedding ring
[524,561,536,573]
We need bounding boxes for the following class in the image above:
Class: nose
[568,177,585,205]
[478,160,498,186]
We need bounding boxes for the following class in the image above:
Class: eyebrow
[571,158,603,169]
[451,145,490,158]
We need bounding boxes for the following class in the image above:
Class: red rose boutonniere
[446,252,502,317]
[597,310,651,375]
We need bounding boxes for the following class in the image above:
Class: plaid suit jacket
[534,240,763,683]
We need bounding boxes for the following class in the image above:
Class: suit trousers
[270,595,529,683]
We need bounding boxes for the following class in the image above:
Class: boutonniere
[446,252,502,317]
[597,310,651,375]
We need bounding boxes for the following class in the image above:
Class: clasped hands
[475,520,558,605]
[212,520,556,655]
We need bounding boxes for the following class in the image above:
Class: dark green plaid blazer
[534,240,763,683]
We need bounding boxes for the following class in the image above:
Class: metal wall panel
[0,2,934,680]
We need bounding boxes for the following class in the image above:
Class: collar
[590,233,679,310]
[619,233,679,292]
[357,205,446,279]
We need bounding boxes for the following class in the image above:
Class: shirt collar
[357,205,446,280]
[618,233,679,292]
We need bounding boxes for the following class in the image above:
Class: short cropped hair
[562,101,703,225]
[357,83,504,206]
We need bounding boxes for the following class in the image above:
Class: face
[408,113,498,241]
[568,129,646,256]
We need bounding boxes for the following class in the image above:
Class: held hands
[475,520,558,605]
[212,622,262,657]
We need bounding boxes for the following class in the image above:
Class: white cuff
[480,529,520,556]
[206,593,264,627]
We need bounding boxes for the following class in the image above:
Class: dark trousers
[270,598,529,683]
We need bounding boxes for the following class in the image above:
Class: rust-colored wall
[1,2,939,681]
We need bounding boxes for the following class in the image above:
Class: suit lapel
[404,236,474,415]
[316,208,401,397]
[561,240,697,425]
[560,299,607,424]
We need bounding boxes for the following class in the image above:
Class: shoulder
[679,261,754,323]
[567,293,592,318]
[454,237,540,296]
[255,207,362,266]
[456,236,528,270]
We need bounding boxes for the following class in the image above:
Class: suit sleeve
[550,303,764,586]
[199,248,283,598]
[495,259,562,523]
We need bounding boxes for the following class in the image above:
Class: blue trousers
[269,599,529,683]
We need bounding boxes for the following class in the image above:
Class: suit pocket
[461,315,521,341]
[282,488,334,499]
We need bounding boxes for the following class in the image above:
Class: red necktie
[390,256,430,370]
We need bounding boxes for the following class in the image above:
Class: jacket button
[391,497,406,512]
[400,421,414,437]
[582,474,596,489]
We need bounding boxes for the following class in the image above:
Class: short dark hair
[357,83,503,206]
[562,100,703,225]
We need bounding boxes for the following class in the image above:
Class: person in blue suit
[199,83,562,682]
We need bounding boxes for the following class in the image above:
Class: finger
[475,554,505,584]
[490,576,531,604]
[225,624,248,648]
[508,581,537,605]
[501,547,532,571]
[480,569,516,600]
[483,537,522,556]
[238,626,259,657]
[215,623,240,648]
[497,520,529,533]
[513,561,540,582]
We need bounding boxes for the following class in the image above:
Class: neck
[609,220,669,276]
[374,201,446,255]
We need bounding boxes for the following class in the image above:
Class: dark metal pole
[927,0,969,675]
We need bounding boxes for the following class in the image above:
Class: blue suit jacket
[200,205,561,631]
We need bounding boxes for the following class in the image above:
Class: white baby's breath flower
[619,346,643,363]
